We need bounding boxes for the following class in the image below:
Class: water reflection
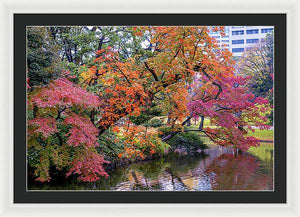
[28,146,273,191]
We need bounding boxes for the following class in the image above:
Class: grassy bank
[184,124,274,162]
[248,143,273,161]
[246,129,274,161]
[246,129,274,141]
[160,117,274,161]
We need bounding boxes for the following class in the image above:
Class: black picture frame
[14,13,286,203]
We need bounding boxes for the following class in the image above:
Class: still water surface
[29,146,273,191]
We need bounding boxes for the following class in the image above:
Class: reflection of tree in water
[93,168,130,190]
[164,153,208,174]
[28,147,273,191]
[130,158,168,180]
[122,153,209,190]
[205,152,273,190]
[95,153,208,190]
[164,167,191,190]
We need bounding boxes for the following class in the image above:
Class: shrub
[148,118,164,127]
[157,127,172,137]
[167,132,207,151]
[96,129,125,162]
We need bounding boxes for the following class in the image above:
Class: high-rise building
[229,26,273,57]
[209,26,274,58]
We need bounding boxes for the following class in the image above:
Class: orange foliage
[117,125,165,160]
[80,26,234,136]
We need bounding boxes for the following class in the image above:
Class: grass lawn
[248,143,273,161]
[246,129,274,141]
[247,129,274,161]
[198,134,217,147]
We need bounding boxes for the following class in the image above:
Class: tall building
[209,26,274,58]
[229,26,273,58]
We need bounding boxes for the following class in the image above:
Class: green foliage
[238,33,273,99]
[249,73,273,99]
[96,26,152,60]
[27,26,159,88]
[148,118,164,127]
[237,33,274,124]
[157,127,172,137]
[97,129,125,162]
[147,135,170,155]
[27,148,41,168]
[129,104,162,126]
[158,127,207,151]
[26,109,34,120]
[27,27,61,87]
[27,140,71,182]
[48,26,99,64]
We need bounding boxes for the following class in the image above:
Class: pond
[28,145,273,191]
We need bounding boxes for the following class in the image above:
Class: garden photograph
[26,25,274,191]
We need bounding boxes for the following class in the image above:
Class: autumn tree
[28,74,109,182]
[81,26,270,151]
[82,27,225,134]
[186,75,270,151]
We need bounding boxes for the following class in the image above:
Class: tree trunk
[199,115,204,131]
[186,118,191,126]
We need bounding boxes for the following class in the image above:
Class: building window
[246,38,259,44]
[261,28,273,33]
[232,26,244,29]
[232,30,244,35]
[222,40,229,43]
[246,29,259,34]
[212,36,220,38]
[232,39,244,44]
[232,48,244,53]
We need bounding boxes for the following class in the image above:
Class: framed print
[2,0,300,213]
[13,13,286,204]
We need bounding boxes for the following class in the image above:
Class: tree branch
[144,61,159,81]
[161,116,192,142]
[55,132,63,146]
[201,68,222,100]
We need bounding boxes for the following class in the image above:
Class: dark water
[28,146,273,191]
